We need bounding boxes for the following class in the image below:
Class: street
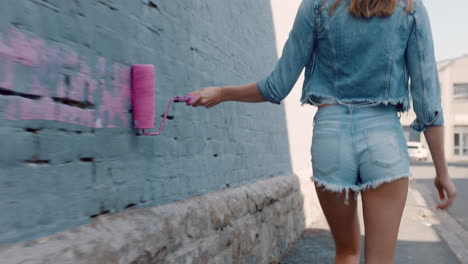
[410,163,468,232]
[278,164,468,263]
[410,163,468,262]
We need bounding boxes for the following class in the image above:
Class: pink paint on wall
[0,34,11,55]
[0,59,14,90]
[69,74,86,102]
[55,104,95,127]
[99,63,131,128]
[5,100,18,120]
[87,79,98,103]
[0,26,133,128]
[62,49,80,69]
[56,75,67,98]
[43,44,60,68]
[0,34,14,90]
[17,97,55,120]
[71,62,98,103]
[8,28,40,67]
[98,57,106,77]
[30,38,47,67]
[29,76,50,97]
[4,96,96,127]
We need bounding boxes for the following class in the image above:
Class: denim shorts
[311,103,412,205]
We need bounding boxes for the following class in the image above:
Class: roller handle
[173,95,197,105]
[142,95,196,136]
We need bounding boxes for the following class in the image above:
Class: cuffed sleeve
[409,107,444,132]
[257,0,317,105]
[257,78,281,104]
[405,1,444,133]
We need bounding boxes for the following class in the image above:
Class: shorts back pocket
[311,131,341,174]
[364,126,402,167]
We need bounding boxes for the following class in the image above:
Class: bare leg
[361,177,409,264]
[315,184,361,264]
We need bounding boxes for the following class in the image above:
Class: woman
[188,0,457,263]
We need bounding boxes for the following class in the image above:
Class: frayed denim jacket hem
[257,0,444,133]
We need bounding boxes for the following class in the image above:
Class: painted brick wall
[0,0,292,244]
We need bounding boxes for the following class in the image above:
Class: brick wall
[0,0,292,245]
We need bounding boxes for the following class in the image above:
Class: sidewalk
[277,180,462,263]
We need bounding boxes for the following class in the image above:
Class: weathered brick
[0,127,36,166]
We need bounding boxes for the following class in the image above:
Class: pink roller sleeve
[131,64,155,129]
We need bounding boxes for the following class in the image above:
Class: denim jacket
[257,0,444,133]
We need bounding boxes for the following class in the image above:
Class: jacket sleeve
[405,1,444,133]
[257,0,317,105]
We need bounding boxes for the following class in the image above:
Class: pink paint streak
[9,28,40,67]
[98,57,106,77]
[29,76,50,97]
[0,59,14,90]
[19,97,55,120]
[0,26,133,128]
[5,101,18,120]
[62,49,80,69]
[55,104,95,127]
[56,75,67,98]
[0,34,14,90]
[99,63,131,128]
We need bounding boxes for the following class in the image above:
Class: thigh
[315,184,361,254]
[361,177,408,263]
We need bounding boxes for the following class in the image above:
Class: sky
[424,0,468,61]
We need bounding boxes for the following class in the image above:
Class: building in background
[400,54,468,163]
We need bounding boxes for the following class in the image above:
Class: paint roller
[131,64,196,135]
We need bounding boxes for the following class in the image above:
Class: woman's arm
[221,82,266,103]
[405,1,456,210]
[423,126,448,176]
[423,126,457,210]
[188,82,265,108]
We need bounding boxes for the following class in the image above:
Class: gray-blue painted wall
[0,0,292,245]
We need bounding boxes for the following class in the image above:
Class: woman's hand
[434,174,457,210]
[188,86,224,108]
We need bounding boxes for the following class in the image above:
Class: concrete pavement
[277,177,463,263]
[409,164,468,263]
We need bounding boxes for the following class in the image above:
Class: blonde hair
[324,0,414,17]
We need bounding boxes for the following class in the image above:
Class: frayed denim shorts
[311,103,412,205]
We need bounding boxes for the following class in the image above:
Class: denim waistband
[313,103,400,124]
